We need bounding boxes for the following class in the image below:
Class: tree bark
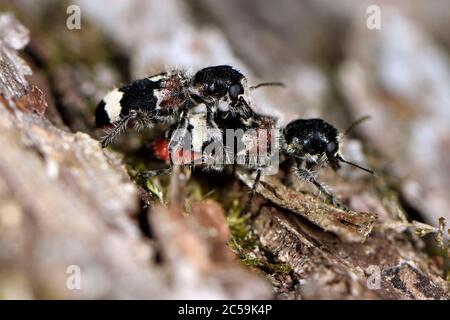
[0,8,448,300]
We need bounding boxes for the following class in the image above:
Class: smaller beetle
[281,118,374,208]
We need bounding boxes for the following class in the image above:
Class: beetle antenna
[337,155,374,175]
[250,82,285,90]
[344,115,371,136]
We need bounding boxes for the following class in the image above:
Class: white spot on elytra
[103,88,124,123]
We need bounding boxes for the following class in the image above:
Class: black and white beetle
[95,65,282,148]
[280,117,374,208]
[95,64,372,211]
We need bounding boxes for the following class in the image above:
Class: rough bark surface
[0,14,270,299]
[0,2,448,300]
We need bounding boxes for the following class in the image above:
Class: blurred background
[0,0,449,299]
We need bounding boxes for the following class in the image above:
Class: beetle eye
[326,142,337,154]
[229,84,243,100]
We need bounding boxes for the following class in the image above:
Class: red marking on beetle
[153,138,203,165]
[157,76,186,110]
[153,138,171,163]
[159,96,183,109]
